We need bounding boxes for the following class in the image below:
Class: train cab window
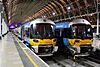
[71,24,93,39]
[30,23,55,38]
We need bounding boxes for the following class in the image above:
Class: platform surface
[0,32,50,67]
[0,32,24,67]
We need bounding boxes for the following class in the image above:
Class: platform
[0,32,49,67]
[92,38,100,50]
[0,32,24,67]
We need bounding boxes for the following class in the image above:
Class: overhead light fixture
[90,14,93,16]
[7,2,9,5]
[52,12,56,16]
[1,11,3,13]
[67,6,71,10]
[42,16,46,18]
[2,7,4,11]
[8,16,10,19]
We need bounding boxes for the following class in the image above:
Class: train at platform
[55,19,93,56]
[14,18,58,56]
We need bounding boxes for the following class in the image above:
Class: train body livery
[15,18,58,56]
[55,19,93,56]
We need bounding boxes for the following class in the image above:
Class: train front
[68,19,93,56]
[29,19,58,56]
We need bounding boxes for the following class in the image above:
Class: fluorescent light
[52,12,56,15]
[67,6,71,10]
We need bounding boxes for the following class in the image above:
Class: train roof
[55,22,70,28]
[23,22,30,28]
[30,18,55,25]
[69,19,91,26]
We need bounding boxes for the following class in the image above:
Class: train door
[24,27,30,46]
[55,28,71,54]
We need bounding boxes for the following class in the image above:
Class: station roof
[2,0,100,26]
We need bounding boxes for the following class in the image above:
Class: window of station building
[74,11,80,16]
[86,0,96,13]
[62,14,65,19]
[98,4,100,11]
[51,16,54,21]
[68,12,74,17]
[55,16,58,20]
[53,16,56,20]
[61,14,65,19]
[51,18,54,21]
[72,2,80,16]
[70,0,75,2]
[58,14,61,18]
[65,13,69,18]
[63,14,66,19]
[59,15,62,20]
[88,6,96,13]
[52,18,54,21]
[86,0,96,6]
[78,0,86,9]
[80,8,87,15]
[78,0,88,15]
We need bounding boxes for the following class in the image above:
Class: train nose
[75,39,80,42]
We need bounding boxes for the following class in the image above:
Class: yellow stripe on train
[68,39,93,47]
[30,38,57,46]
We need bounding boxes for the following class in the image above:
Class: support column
[96,0,99,36]
[0,12,2,39]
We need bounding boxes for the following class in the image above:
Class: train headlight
[33,39,39,42]
[75,39,80,42]
[53,39,56,42]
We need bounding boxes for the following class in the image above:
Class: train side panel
[55,19,93,56]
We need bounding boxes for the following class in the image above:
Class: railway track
[41,53,100,67]
[86,56,100,64]
[41,56,62,67]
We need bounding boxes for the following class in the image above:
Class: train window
[30,23,55,38]
[30,25,35,38]
[71,24,93,39]
[62,28,71,38]
[55,29,62,37]
[22,27,29,38]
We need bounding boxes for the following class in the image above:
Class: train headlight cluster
[53,39,56,42]
[33,39,39,42]
[75,39,80,42]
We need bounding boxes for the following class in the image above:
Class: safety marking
[16,37,38,67]
[28,47,50,67]
[23,48,28,50]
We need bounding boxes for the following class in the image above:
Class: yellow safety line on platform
[16,38,38,67]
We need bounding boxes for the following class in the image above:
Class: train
[14,18,58,56]
[55,19,93,56]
